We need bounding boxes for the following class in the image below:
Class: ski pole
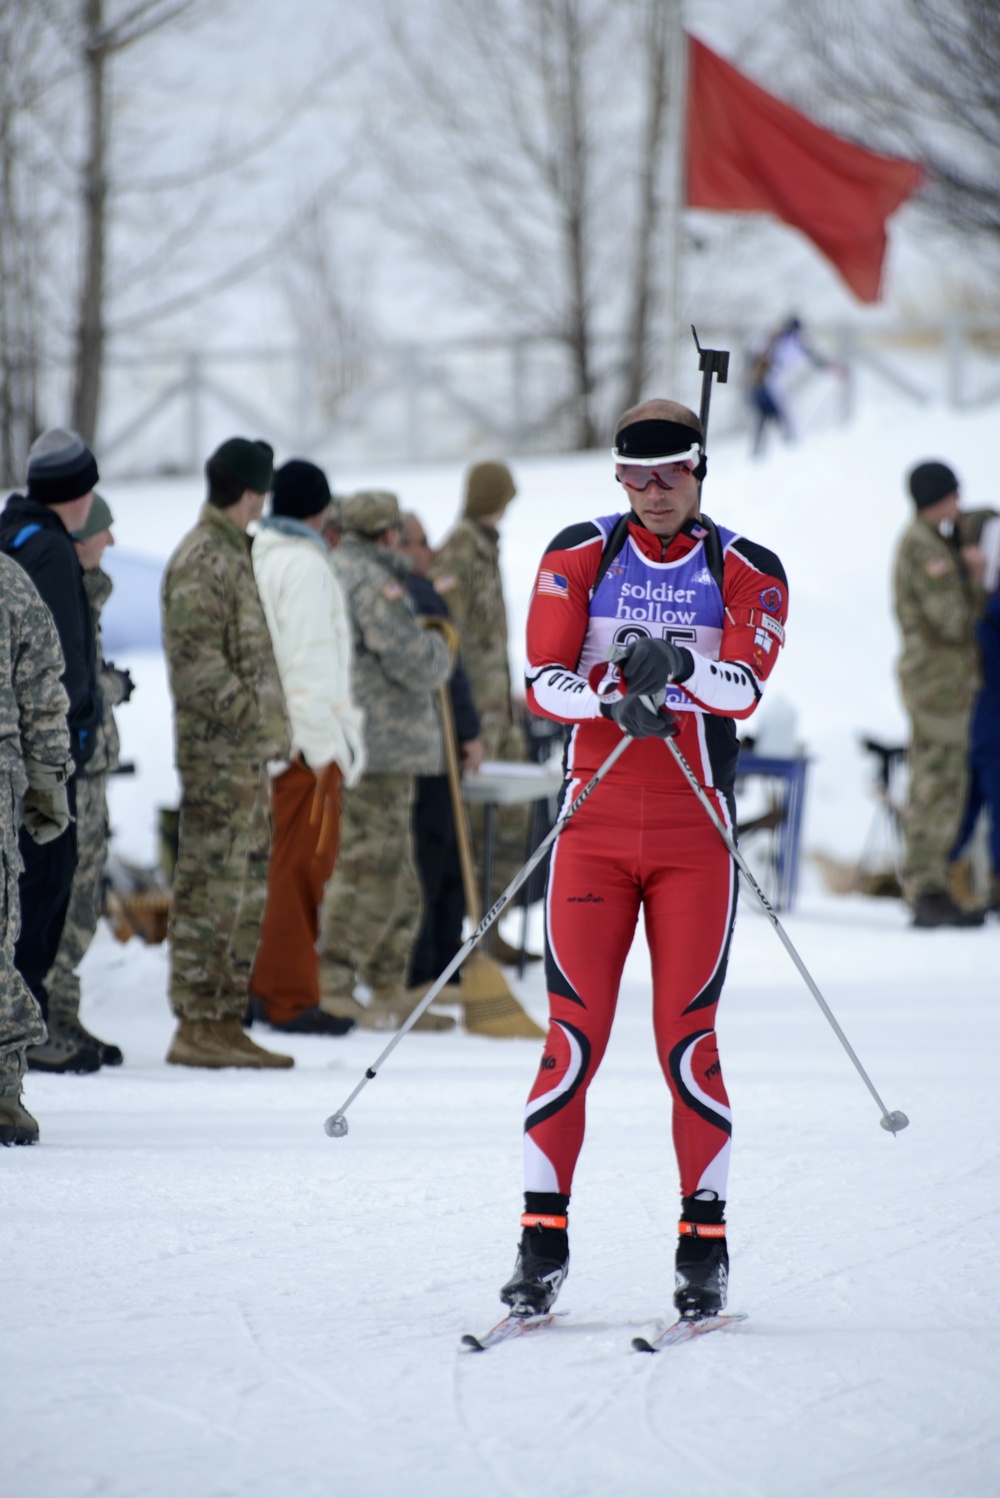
[662,726,909,1135]
[323,732,634,1138]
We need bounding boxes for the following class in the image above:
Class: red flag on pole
[685,36,923,302]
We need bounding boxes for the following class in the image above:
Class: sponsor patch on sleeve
[381,580,404,601]
[760,586,783,612]
[759,613,785,643]
[537,569,569,599]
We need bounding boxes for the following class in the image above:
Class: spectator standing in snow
[397,510,482,993]
[892,460,986,928]
[249,459,365,1035]
[161,437,294,1069]
[44,494,132,1068]
[318,490,456,1032]
[0,553,73,1144]
[0,429,103,1074]
[746,315,838,457]
[430,461,538,962]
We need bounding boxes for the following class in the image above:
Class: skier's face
[621,464,701,537]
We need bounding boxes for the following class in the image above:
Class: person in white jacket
[249,460,366,1033]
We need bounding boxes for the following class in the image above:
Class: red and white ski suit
[523,510,788,1202]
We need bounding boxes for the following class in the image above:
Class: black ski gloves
[601,693,678,739]
[618,636,694,697]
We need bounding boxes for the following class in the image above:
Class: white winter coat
[251,519,365,785]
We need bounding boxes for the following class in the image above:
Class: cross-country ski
[632,1312,748,1354]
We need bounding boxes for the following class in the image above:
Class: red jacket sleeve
[524,522,606,724]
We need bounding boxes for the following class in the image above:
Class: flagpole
[664,0,688,394]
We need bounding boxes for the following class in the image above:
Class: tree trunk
[72,0,108,446]
[619,0,672,414]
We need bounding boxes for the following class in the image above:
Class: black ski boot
[673,1195,728,1319]
[500,1193,570,1316]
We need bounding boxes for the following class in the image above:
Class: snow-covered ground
[4,403,1000,1497]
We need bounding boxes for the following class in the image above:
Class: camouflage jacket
[80,567,123,778]
[0,552,72,798]
[430,518,512,734]
[893,514,982,742]
[333,534,451,775]
[162,503,291,777]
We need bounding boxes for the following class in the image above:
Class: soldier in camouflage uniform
[320,490,455,1031]
[45,495,132,1066]
[893,460,985,928]
[430,461,538,961]
[162,437,294,1067]
[0,553,74,1143]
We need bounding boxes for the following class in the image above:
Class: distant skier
[746,315,839,457]
[499,397,788,1321]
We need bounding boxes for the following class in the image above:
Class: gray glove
[22,758,71,845]
[600,694,678,740]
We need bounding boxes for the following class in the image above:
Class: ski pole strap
[521,1213,568,1230]
[678,1221,726,1238]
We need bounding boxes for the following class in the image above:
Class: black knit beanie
[208,437,274,495]
[908,461,959,510]
[26,428,99,505]
[271,459,332,520]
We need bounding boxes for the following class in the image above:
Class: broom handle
[438,683,483,925]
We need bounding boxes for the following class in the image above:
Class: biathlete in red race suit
[499,399,789,1321]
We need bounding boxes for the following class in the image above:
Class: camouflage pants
[320,773,422,1000]
[469,721,532,907]
[169,765,272,1022]
[46,773,109,1021]
[903,735,969,900]
[0,774,46,1095]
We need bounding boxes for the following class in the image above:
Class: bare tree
[280,202,373,429]
[0,6,52,483]
[371,0,683,449]
[787,0,1000,260]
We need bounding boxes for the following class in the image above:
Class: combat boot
[48,1013,123,1067]
[912,890,986,928]
[367,984,456,1033]
[27,1031,102,1074]
[166,1017,294,1069]
[674,1196,728,1319]
[0,1093,39,1146]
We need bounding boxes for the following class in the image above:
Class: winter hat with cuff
[342,490,401,537]
[209,437,274,495]
[272,459,332,520]
[73,492,114,540]
[463,460,516,520]
[26,428,99,505]
[908,461,959,510]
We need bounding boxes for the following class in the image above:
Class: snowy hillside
[4,403,999,1498]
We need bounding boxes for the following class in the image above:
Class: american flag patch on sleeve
[537,569,569,598]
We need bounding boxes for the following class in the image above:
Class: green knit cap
[209,437,274,494]
[73,491,114,540]
[463,460,516,519]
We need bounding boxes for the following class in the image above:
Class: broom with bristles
[437,683,546,1039]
